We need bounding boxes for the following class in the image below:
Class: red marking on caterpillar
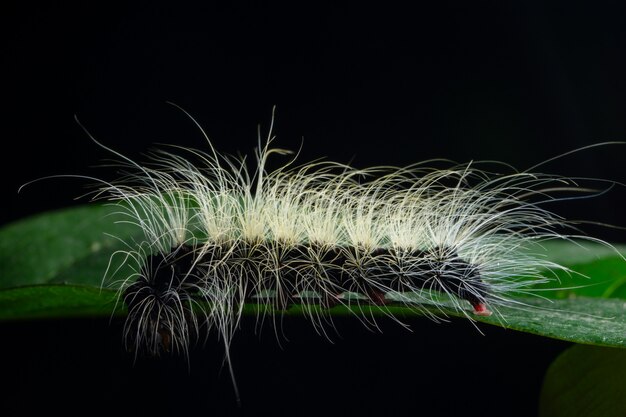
[472,302,492,317]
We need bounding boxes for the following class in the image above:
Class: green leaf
[523,240,626,299]
[1,204,626,349]
[476,297,626,348]
[0,285,121,320]
[540,344,626,417]
[0,204,142,289]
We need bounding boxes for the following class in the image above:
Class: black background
[2,2,625,416]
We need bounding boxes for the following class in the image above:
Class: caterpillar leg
[471,302,492,317]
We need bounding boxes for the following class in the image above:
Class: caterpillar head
[122,245,201,355]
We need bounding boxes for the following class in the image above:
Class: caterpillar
[56,108,620,401]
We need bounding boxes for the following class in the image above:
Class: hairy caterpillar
[39,108,622,401]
